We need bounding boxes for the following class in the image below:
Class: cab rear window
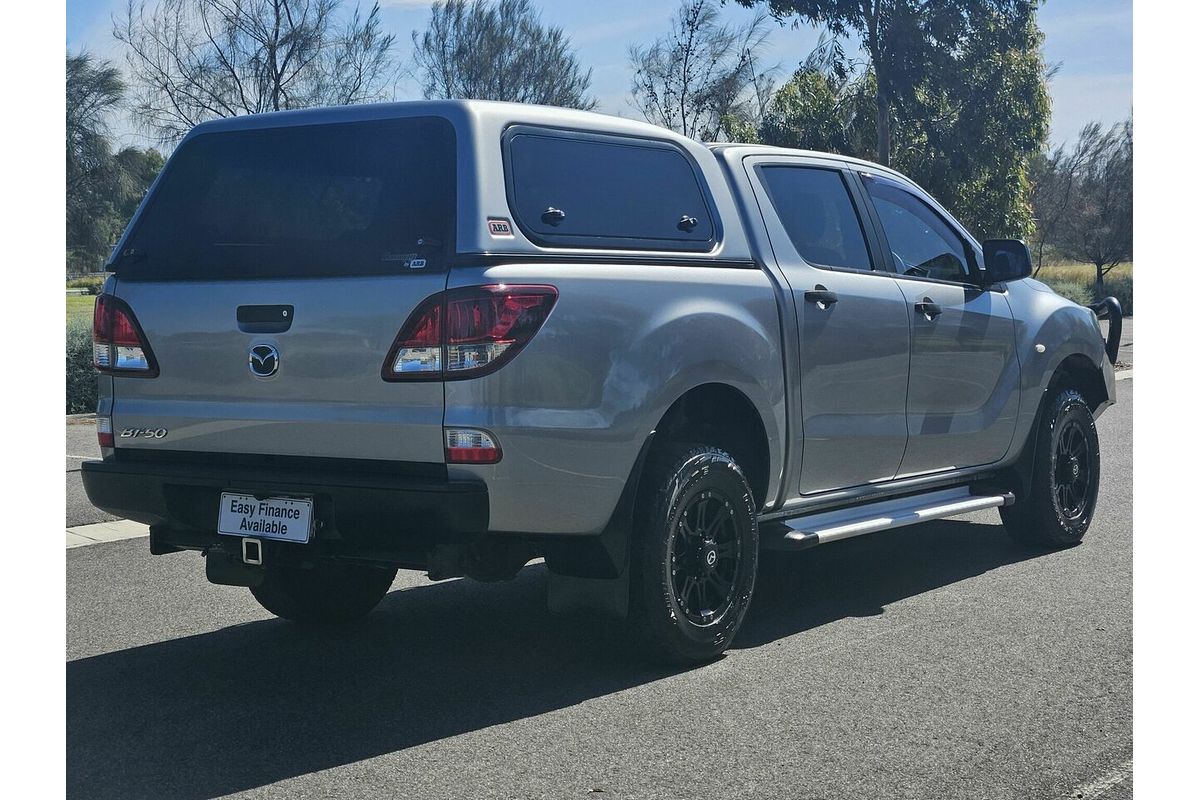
[504,128,716,251]
[116,117,456,279]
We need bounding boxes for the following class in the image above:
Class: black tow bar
[1089,296,1124,365]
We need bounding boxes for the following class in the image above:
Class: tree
[1052,119,1133,296]
[737,1,1036,168]
[67,51,165,274]
[754,32,876,154]
[1029,116,1104,274]
[411,0,595,109]
[629,0,774,141]
[893,1,1050,238]
[115,0,398,143]
[67,52,125,198]
[746,3,1049,239]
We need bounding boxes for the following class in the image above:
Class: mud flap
[547,570,629,620]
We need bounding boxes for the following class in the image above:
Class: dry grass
[1035,261,1133,283]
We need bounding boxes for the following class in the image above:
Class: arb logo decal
[487,218,514,237]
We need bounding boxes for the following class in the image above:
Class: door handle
[915,298,943,320]
[804,287,839,309]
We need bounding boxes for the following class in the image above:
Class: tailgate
[105,115,457,464]
[112,275,447,462]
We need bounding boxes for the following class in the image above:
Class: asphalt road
[66,382,1132,800]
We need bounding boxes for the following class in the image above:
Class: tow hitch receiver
[242,537,263,566]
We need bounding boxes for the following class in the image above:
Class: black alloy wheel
[1053,418,1093,522]
[669,490,742,627]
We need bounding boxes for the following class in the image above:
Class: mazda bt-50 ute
[82,100,1121,664]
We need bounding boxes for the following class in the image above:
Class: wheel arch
[1050,352,1110,412]
[1003,353,1107,502]
[647,382,772,511]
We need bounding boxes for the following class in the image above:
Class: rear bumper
[80,455,489,558]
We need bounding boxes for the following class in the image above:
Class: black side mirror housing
[982,239,1033,284]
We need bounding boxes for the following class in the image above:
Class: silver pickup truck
[82,100,1120,664]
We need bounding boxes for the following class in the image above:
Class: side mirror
[982,239,1033,284]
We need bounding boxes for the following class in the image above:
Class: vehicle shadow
[67,517,1039,799]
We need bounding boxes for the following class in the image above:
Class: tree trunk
[1094,262,1104,301]
[865,1,889,166]
[875,88,891,166]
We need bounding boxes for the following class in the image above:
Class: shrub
[1042,279,1093,307]
[67,317,98,414]
[66,274,107,295]
[1102,275,1133,316]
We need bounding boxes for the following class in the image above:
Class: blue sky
[67,0,1131,147]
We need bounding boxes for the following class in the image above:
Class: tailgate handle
[237,305,294,334]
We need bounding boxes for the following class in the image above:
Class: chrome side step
[766,486,1015,551]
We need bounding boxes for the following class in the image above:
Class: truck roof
[185,99,699,146]
[708,142,914,185]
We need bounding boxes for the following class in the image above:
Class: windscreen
[115,117,456,279]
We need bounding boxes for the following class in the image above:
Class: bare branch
[115,0,397,143]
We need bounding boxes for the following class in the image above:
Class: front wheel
[250,561,398,624]
[629,445,759,664]
[1001,387,1101,548]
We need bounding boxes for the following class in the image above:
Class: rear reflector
[93,294,158,376]
[384,285,556,381]
[96,417,114,448]
[445,428,502,464]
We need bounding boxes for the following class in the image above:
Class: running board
[765,486,1015,551]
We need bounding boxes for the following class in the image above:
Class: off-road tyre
[1001,387,1100,548]
[629,444,759,665]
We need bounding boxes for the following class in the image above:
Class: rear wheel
[629,445,759,664]
[1001,387,1100,547]
[250,561,397,624]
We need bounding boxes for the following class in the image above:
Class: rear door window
[757,166,874,271]
[505,128,716,251]
[117,117,456,279]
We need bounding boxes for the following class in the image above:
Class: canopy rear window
[504,127,717,252]
[116,117,456,279]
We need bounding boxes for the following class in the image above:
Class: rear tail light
[383,285,557,381]
[93,294,158,376]
[445,428,502,464]
[96,417,114,448]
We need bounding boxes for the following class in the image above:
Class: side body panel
[890,279,1020,476]
[738,155,911,495]
[443,261,786,535]
[1007,278,1116,433]
[713,145,1114,518]
[793,270,911,492]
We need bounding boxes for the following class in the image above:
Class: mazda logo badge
[248,344,279,377]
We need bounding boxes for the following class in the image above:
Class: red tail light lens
[383,285,557,381]
[93,294,158,376]
[96,417,114,448]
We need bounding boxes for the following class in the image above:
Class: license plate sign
[218,492,313,543]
